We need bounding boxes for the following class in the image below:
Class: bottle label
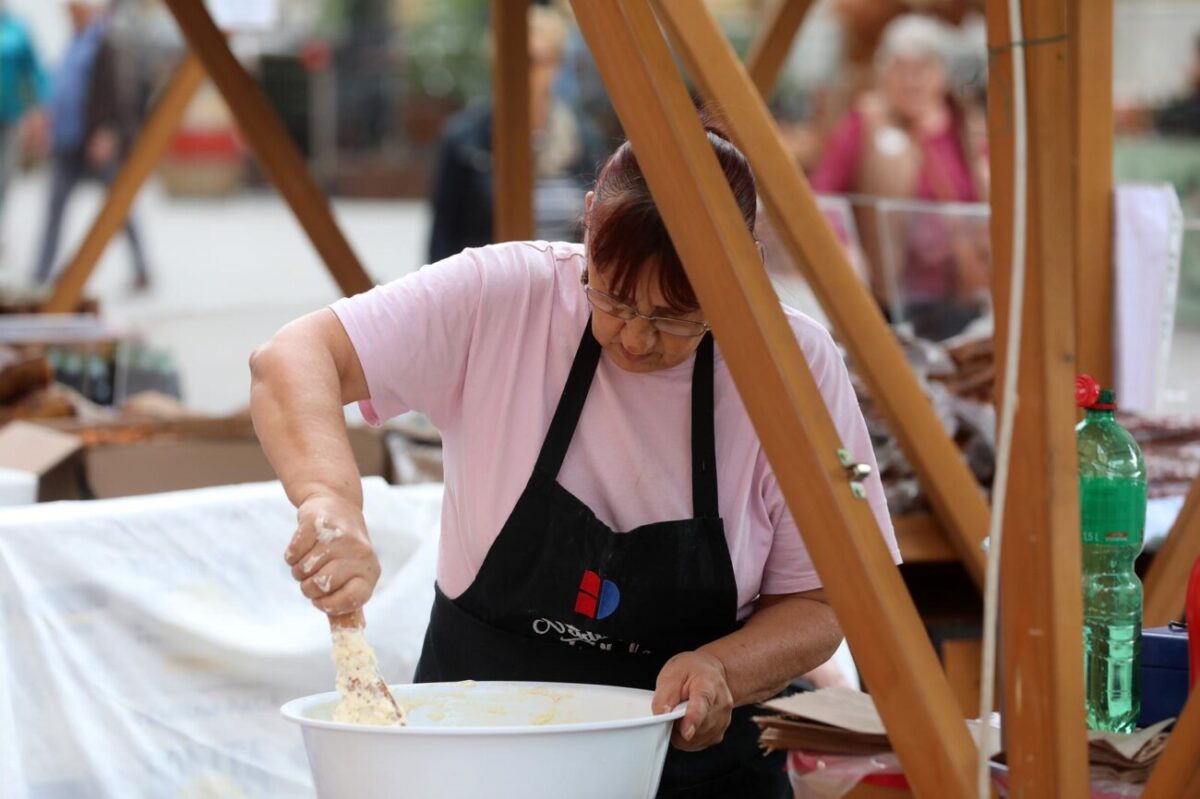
[1080,477,1146,546]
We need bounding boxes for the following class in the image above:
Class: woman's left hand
[652,651,734,751]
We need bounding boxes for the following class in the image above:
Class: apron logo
[575,569,620,620]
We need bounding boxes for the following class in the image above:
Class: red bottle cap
[1076,375,1101,409]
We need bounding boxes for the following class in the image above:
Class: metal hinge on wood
[837,448,872,500]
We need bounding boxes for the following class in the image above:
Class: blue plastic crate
[1139,624,1190,727]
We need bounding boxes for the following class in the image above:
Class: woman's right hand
[285,492,381,617]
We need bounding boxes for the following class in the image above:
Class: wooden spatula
[329,611,405,725]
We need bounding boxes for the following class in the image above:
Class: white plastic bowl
[281,681,686,799]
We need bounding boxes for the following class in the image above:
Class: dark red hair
[586,123,757,312]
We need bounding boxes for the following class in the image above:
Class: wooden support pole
[572,3,977,796]
[995,0,1089,794]
[41,54,206,313]
[744,0,812,99]
[894,513,957,563]
[655,0,989,586]
[161,0,373,298]
[1144,474,1200,626]
[1069,0,1115,386]
[987,0,1016,399]
[1141,690,1200,799]
[492,0,534,243]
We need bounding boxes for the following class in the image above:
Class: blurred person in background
[0,2,49,261]
[831,0,982,86]
[1156,35,1200,137]
[812,14,989,339]
[317,0,392,151]
[31,0,150,290]
[427,4,605,263]
[823,0,982,130]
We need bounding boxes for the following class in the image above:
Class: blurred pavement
[0,168,430,414]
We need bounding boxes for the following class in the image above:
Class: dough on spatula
[330,627,405,726]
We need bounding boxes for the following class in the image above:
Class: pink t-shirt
[331,241,899,618]
[811,109,978,203]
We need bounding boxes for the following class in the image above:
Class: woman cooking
[249,124,899,798]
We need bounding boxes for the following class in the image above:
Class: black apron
[414,322,788,798]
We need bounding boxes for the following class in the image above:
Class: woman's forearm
[698,592,843,706]
[249,317,363,511]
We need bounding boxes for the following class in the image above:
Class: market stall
[15,0,1198,796]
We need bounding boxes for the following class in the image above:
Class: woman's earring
[580,267,589,286]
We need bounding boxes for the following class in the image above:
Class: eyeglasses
[583,285,710,338]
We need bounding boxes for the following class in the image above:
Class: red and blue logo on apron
[574,569,620,620]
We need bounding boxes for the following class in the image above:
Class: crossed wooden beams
[572,3,979,795]
[41,0,373,313]
[665,2,996,590]
[39,0,1200,795]
[41,52,206,312]
[566,1,1197,796]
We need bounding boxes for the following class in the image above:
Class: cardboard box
[0,421,85,502]
[13,417,389,501]
[82,424,387,500]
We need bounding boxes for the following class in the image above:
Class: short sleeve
[330,249,485,427]
[759,317,900,595]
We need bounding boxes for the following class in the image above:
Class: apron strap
[691,332,719,518]
[534,320,603,480]
[535,320,720,521]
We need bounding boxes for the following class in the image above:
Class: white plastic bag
[0,478,443,798]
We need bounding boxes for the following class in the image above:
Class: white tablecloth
[0,478,443,798]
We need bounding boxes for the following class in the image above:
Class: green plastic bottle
[1075,375,1145,733]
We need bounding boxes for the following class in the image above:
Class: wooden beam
[161,0,373,298]
[572,3,977,796]
[744,0,812,99]
[942,638,984,718]
[1141,690,1200,799]
[655,0,989,587]
[893,513,956,563]
[1144,474,1200,626]
[1069,0,1114,386]
[994,0,1089,794]
[41,54,206,313]
[492,0,534,242]
[987,0,1016,401]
